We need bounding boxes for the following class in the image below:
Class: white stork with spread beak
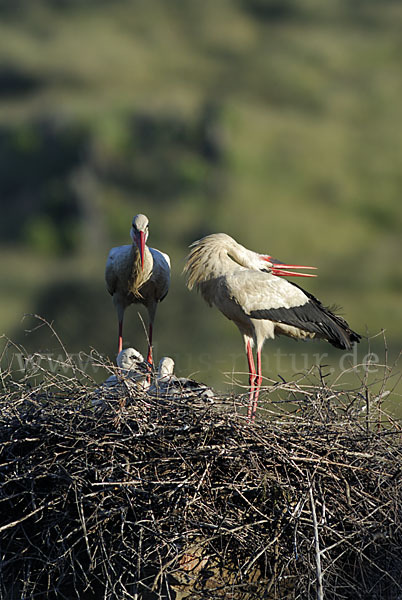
[105,214,170,364]
[184,233,360,420]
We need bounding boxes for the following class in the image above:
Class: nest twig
[0,349,401,599]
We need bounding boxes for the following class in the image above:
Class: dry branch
[0,350,401,599]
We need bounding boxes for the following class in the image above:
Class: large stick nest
[0,350,401,599]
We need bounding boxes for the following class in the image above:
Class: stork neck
[185,233,261,291]
[225,239,260,269]
[129,243,152,291]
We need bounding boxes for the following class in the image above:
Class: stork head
[130,214,149,270]
[259,255,317,278]
[117,347,145,371]
[158,356,175,379]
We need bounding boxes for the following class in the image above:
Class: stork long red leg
[118,319,123,354]
[246,340,257,420]
[146,323,153,366]
[250,349,262,421]
[144,323,154,386]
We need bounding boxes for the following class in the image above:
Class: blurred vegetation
[0,0,400,412]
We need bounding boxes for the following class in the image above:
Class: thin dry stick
[309,481,324,600]
[0,339,401,599]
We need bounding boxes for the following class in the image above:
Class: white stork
[149,357,215,401]
[105,214,170,364]
[184,233,360,420]
[109,348,150,390]
[92,347,150,406]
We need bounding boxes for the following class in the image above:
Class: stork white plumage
[92,347,150,406]
[184,233,360,420]
[111,348,150,390]
[105,214,170,364]
[104,348,149,389]
[149,357,215,401]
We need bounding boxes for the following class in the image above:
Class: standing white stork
[105,214,170,364]
[184,233,360,420]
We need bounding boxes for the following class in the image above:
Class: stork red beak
[139,231,145,270]
[263,256,317,278]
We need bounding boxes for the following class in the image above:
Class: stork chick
[149,357,214,401]
[112,347,150,391]
[92,347,150,407]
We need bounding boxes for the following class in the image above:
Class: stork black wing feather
[249,283,361,350]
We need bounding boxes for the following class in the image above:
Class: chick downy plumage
[149,357,214,402]
[92,348,150,407]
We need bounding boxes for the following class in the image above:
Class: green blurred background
[0,0,401,412]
